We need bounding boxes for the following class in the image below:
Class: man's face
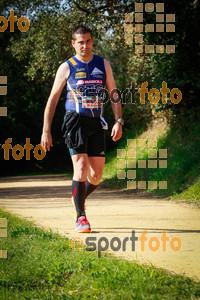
[72,33,93,57]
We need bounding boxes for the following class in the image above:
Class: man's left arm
[104,59,123,141]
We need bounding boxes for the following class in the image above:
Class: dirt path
[0,174,199,281]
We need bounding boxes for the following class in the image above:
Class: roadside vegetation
[0,209,199,299]
[102,113,200,206]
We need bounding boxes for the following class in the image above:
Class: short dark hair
[72,25,93,40]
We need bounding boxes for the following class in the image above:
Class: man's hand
[111,122,122,141]
[40,131,53,151]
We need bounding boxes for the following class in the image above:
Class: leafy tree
[0,0,199,175]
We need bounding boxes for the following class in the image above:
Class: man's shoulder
[66,56,77,66]
[93,55,110,65]
[58,61,69,71]
[93,55,110,68]
[103,58,110,64]
[55,62,69,81]
[103,59,111,68]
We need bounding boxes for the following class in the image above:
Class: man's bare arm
[104,59,122,142]
[41,62,69,151]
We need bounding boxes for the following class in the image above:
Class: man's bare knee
[88,171,102,185]
[74,166,88,181]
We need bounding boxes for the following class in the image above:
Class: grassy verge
[102,116,200,206]
[0,209,200,299]
[171,177,200,206]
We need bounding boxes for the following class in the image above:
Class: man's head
[71,25,93,59]
[72,25,93,41]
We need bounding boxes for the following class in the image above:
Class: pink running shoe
[75,216,91,233]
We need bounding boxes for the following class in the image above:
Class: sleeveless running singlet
[65,55,106,118]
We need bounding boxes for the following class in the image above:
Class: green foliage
[102,112,200,204]
[0,0,199,176]
[172,177,200,206]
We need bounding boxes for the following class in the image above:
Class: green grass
[171,177,200,206]
[0,209,200,299]
[102,117,200,205]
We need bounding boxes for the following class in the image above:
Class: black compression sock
[72,180,86,218]
[85,178,98,199]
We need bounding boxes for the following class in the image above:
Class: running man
[41,25,124,233]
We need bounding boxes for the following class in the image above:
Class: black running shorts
[62,112,106,157]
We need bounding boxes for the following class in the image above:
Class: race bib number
[82,96,103,108]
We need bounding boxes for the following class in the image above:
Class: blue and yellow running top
[65,54,106,118]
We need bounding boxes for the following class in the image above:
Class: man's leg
[86,156,105,198]
[71,153,88,218]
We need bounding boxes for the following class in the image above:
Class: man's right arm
[41,62,69,151]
